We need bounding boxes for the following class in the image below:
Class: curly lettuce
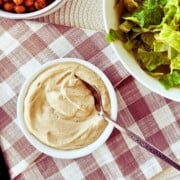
[107,0,180,89]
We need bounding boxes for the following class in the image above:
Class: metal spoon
[76,76,180,171]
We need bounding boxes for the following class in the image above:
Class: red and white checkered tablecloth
[0,18,180,180]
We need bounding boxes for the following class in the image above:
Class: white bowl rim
[17,58,118,159]
[0,0,64,19]
[103,0,180,102]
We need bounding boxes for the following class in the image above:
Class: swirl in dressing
[24,62,110,150]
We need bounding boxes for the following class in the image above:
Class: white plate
[103,0,180,102]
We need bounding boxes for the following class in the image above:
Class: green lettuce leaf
[170,54,180,71]
[161,0,180,30]
[145,0,167,8]
[106,29,125,43]
[158,24,180,52]
[135,6,164,27]
[137,48,169,71]
[153,40,169,52]
[168,47,178,59]
[160,71,180,89]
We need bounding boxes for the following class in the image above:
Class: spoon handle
[103,115,180,171]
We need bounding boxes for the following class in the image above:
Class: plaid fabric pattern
[0,19,180,180]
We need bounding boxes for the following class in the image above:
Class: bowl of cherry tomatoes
[0,0,67,19]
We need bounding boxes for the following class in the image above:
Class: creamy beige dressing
[24,62,111,150]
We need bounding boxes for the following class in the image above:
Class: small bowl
[17,58,118,159]
[103,0,180,102]
[0,0,67,19]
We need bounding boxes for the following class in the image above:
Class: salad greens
[107,0,180,89]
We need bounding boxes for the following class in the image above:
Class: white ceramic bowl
[0,0,67,19]
[103,0,180,102]
[17,58,118,159]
